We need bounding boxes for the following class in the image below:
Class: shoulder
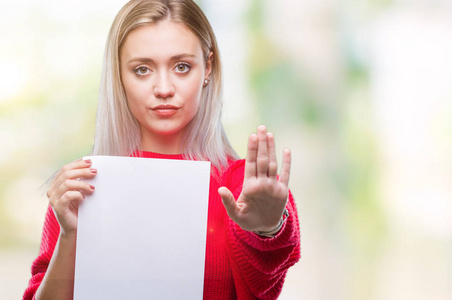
[223,158,245,175]
[219,158,245,188]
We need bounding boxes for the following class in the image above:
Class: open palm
[219,125,291,232]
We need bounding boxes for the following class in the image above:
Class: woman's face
[120,20,211,151]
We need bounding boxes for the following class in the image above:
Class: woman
[24,0,300,299]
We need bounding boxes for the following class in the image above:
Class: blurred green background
[1,0,452,299]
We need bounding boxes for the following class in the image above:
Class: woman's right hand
[46,158,97,237]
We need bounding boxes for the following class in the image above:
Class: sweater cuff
[231,204,299,252]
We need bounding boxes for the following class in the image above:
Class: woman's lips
[150,105,179,117]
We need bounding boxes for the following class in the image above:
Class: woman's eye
[175,63,191,73]
[135,66,150,76]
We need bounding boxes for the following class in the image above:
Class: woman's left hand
[219,125,291,232]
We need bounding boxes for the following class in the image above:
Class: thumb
[218,187,239,220]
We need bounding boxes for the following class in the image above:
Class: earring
[204,79,208,84]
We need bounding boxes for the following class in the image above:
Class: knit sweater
[23,152,301,300]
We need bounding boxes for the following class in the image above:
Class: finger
[279,148,292,186]
[218,187,240,221]
[53,179,95,201]
[52,159,94,189]
[267,132,278,179]
[245,133,258,178]
[256,125,269,177]
[57,158,93,177]
[63,168,97,181]
[51,190,85,211]
[50,166,97,197]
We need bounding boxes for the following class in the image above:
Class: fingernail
[90,168,97,174]
[84,159,91,164]
[90,185,95,190]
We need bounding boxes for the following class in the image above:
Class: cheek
[179,78,203,105]
[122,77,148,107]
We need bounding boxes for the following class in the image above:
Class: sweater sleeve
[222,160,301,300]
[23,205,61,300]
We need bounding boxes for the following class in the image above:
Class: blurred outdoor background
[1,0,451,299]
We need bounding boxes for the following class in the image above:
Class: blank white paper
[74,155,211,300]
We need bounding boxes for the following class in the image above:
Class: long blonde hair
[92,0,238,170]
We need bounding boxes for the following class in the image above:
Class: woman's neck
[140,128,184,155]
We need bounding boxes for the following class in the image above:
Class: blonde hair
[92,0,238,170]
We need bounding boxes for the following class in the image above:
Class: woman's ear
[204,51,213,81]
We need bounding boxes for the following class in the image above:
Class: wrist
[253,208,289,238]
[59,230,78,241]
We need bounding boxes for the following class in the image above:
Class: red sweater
[23,152,301,300]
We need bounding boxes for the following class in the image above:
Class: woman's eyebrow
[171,53,197,61]
[128,57,154,64]
[127,53,197,64]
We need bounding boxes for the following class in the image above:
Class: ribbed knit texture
[23,152,301,300]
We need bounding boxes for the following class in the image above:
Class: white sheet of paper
[74,155,211,299]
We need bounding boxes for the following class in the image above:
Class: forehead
[120,21,204,60]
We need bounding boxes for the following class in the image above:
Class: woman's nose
[153,72,175,99]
